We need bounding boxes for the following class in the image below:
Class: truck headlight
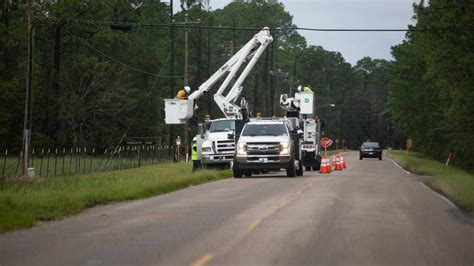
[237,142,247,155]
[201,141,213,154]
[201,147,212,153]
[280,142,290,155]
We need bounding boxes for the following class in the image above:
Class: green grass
[323,149,346,156]
[0,163,231,233]
[387,150,474,217]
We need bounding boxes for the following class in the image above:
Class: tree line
[2,0,400,156]
[388,0,474,170]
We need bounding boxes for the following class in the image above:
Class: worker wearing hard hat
[297,85,313,93]
[191,137,201,173]
[176,86,191,100]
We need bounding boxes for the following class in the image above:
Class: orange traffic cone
[319,156,331,174]
[340,155,346,169]
[335,155,343,171]
[331,155,337,170]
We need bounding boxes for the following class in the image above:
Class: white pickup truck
[233,119,304,178]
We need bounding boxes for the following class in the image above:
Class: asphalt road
[1,151,473,266]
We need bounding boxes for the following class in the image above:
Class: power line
[63,29,183,78]
[44,17,474,32]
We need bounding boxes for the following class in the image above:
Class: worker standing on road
[191,137,201,173]
[176,86,191,100]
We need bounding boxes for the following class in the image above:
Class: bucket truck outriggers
[164,27,273,166]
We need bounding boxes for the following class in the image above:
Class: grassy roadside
[387,150,474,217]
[324,149,346,156]
[0,163,231,234]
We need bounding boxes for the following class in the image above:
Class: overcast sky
[174,0,418,65]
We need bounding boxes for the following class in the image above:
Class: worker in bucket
[191,137,201,173]
[176,86,191,100]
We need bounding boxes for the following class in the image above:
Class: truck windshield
[209,120,235,132]
[242,124,288,136]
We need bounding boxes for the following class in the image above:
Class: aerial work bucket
[164,99,194,124]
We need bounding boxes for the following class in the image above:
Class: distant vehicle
[360,142,382,160]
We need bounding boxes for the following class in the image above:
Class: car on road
[359,142,382,160]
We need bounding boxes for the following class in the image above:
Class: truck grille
[215,140,235,154]
[246,142,280,155]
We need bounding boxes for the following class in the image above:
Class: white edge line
[391,159,411,175]
[419,182,459,210]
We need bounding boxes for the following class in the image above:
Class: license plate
[259,158,268,162]
[369,152,374,155]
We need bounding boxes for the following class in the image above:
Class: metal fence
[1,145,179,178]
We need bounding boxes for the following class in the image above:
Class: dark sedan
[360,142,382,160]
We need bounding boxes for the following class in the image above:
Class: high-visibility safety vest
[191,143,198,161]
[303,86,313,93]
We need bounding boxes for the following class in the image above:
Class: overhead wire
[45,17,474,32]
[63,28,182,78]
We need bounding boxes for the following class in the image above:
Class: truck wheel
[233,161,243,178]
[296,160,303,176]
[286,159,296,177]
[244,170,253,177]
[305,166,311,171]
[313,156,321,171]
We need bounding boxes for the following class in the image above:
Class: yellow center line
[278,201,289,209]
[248,219,262,230]
[190,254,213,266]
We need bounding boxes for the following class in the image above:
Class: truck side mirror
[227,131,234,140]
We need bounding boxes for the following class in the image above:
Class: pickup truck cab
[233,119,303,178]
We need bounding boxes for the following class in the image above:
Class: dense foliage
[1,0,395,152]
[388,0,474,170]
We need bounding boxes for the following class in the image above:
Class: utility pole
[206,15,212,115]
[22,0,34,176]
[269,31,275,116]
[169,0,176,147]
[184,11,189,161]
[184,13,189,86]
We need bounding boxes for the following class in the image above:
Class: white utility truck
[164,27,273,167]
[280,91,322,171]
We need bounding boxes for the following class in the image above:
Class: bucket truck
[164,27,273,166]
[280,90,322,171]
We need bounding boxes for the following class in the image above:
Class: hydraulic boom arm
[164,27,273,124]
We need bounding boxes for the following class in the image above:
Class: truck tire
[244,170,253,177]
[296,160,303,176]
[305,166,311,171]
[233,160,243,178]
[313,156,321,171]
[286,159,296,177]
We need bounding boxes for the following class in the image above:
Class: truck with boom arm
[164,27,273,166]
